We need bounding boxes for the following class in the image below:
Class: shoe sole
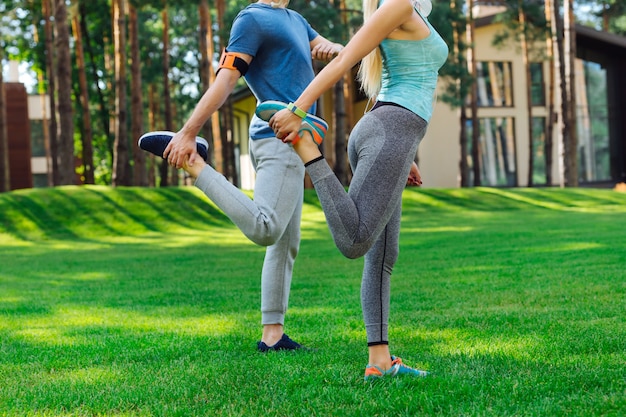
[138,130,209,161]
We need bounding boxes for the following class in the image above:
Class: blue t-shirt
[377,6,448,122]
[228,4,319,139]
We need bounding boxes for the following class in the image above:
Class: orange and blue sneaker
[255,100,328,146]
[138,130,209,162]
[364,356,429,381]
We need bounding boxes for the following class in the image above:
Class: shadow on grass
[0,186,234,241]
[0,191,80,240]
[402,187,626,213]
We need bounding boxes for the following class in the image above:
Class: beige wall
[418,90,462,188]
[27,94,50,120]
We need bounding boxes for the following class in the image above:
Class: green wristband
[287,102,307,119]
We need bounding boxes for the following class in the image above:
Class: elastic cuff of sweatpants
[262,312,285,326]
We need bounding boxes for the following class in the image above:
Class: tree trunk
[0,47,9,192]
[129,4,148,186]
[79,2,111,158]
[54,0,75,185]
[519,2,532,187]
[213,0,237,184]
[544,0,555,186]
[333,78,349,185]
[148,83,157,187]
[563,0,578,186]
[44,0,59,186]
[159,7,173,186]
[198,0,215,165]
[112,0,131,186]
[215,0,232,179]
[466,0,481,186]
[72,14,95,184]
[220,104,237,185]
[552,0,566,187]
[332,0,352,186]
[451,0,469,187]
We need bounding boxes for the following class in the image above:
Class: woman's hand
[407,161,422,186]
[269,109,303,143]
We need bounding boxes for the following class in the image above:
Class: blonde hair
[357,0,383,98]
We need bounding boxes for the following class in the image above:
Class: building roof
[576,24,626,49]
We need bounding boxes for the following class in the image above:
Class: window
[468,117,517,186]
[532,117,547,185]
[530,63,545,106]
[30,120,46,157]
[578,60,610,182]
[33,173,48,188]
[475,61,514,107]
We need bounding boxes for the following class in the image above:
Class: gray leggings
[305,105,427,344]
[195,137,304,326]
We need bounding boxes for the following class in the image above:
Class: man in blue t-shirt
[156,0,341,351]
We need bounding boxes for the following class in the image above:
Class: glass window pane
[532,117,546,185]
[30,120,46,157]
[530,63,545,106]
[578,60,610,182]
[476,62,514,107]
[468,117,517,186]
[33,173,48,188]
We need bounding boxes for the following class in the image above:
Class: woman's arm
[270,0,415,141]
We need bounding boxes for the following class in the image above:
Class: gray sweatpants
[195,137,304,325]
[305,105,427,344]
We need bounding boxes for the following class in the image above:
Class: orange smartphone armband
[217,49,249,76]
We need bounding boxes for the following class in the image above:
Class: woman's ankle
[292,138,322,164]
[368,344,392,370]
[183,158,207,179]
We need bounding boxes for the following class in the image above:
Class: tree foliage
[2,0,621,188]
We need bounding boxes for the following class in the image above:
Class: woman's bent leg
[305,106,425,258]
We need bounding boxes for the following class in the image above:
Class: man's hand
[311,42,343,62]
[407,161,422,186]
[163,130,200,169]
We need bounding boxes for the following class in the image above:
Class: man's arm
[164,52,252,168]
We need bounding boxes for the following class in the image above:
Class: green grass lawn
[0,185,625,416]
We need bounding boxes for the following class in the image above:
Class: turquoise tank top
[376,5,448,122]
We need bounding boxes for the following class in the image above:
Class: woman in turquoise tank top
[260,0,448,380]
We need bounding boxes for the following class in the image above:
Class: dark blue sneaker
[138,130,209,162]
[257,333,303,352]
